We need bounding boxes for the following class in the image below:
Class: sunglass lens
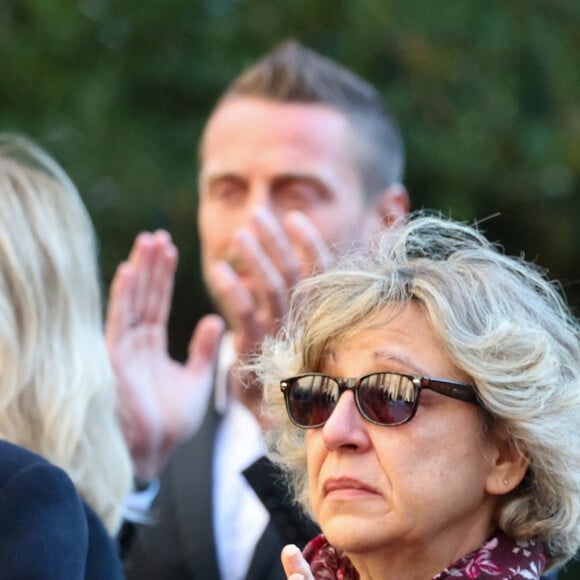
[359,373,416,425]
[287,375,339,427]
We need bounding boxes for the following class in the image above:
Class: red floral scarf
[303,531,546,579]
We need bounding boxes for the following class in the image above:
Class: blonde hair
[258,212,580,569]
[0,134,132,533]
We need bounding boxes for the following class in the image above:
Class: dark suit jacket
[123,405,319,580]
[0,439,124,580]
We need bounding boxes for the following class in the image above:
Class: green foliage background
[1,0,579,341]
[1,1,579,575]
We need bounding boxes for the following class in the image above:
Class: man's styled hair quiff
[0,134,132,533]
[215,39,405,198]
[257,213,580,572]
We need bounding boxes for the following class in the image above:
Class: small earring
[503,479,509,486]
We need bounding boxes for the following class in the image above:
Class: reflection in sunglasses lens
[289,375,339,427]
[359,373,416,425]
[289,374,418,427]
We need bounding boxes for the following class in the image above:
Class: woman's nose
[321,390,371,452]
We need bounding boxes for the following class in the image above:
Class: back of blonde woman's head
[259,212,580,570]
[0,134,131,533]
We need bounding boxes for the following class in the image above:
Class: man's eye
[276,185,320,208]
[210,181,245,202]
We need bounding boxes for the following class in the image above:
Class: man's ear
[375,183,410,229]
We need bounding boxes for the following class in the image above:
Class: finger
[207,261,265,347]
[181,314,226,436]
[129,232,156,317]
[105,261,137,347]
[251,207,300,289]
[231,228,288,323]
[281,545,314,580]
[284,211,331,278]
[185,313,226,376]
[143,230,178,324]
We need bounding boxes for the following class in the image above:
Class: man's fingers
[284,211,331,277]
[143,230,178,324]
[105,261,137,346]
[122,229,178,326]
[231,229,288,323]
[206,261,264,345]
[251,207,300,289]
[106,229,178,348]
[131,232,156,316]
[186,313,226,375]
[180,314,226,437]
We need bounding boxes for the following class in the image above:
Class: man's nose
[242,185,286,231]
[247,183,274,211]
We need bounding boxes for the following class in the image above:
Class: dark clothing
[123,405,319,580]
[0,439,123,580]
[84,502,125,580]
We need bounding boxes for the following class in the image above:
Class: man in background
[107,39,409,579]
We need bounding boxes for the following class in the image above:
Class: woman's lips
[323,477,379,498]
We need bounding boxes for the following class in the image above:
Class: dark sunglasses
[280,371,480,429]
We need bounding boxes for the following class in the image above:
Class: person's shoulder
[0,439,86,527]
[0,441,89,579]
[83,502,125,580]
[0,439,78,498]
[0,439,50,476]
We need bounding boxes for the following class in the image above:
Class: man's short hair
[217,39,405,198]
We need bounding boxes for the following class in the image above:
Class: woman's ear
[485,435,530,495]
[375,183,410,229]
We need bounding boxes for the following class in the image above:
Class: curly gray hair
[257,213,580,570]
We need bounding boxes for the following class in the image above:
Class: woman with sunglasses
[256,214,580,579]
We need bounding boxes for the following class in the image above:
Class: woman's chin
[321,513,394,554]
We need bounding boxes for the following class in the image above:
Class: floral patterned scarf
[303,531,546,579]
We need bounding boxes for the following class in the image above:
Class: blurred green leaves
[1,0,579,360]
